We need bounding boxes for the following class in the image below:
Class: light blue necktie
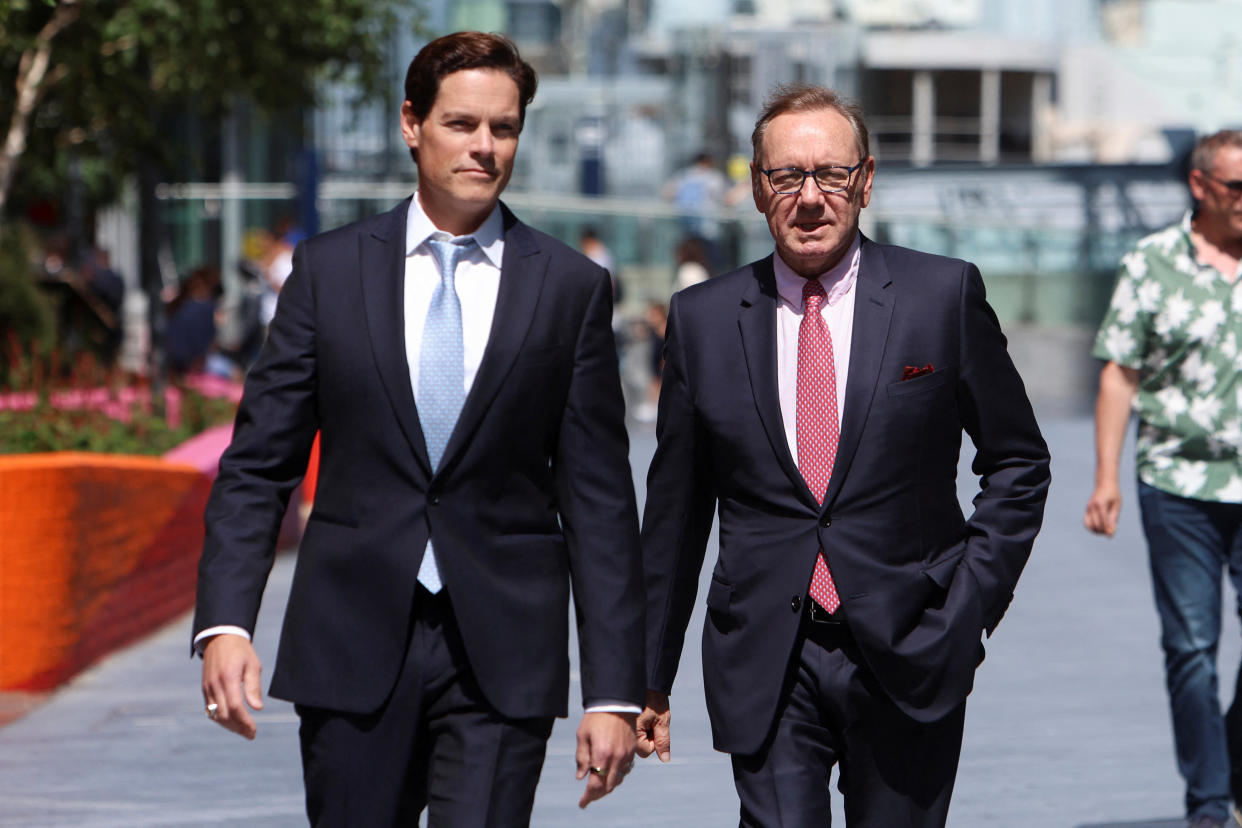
[417,235,475,593]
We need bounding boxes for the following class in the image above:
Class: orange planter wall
[0,453,211,690]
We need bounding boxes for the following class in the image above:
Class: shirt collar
[773,233,862,310]
[405,192,505,268]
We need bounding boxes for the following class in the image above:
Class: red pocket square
[901,363,935,381]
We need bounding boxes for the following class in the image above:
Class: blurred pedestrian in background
[631,300,666,423]
[258,220,295,330]
[81,245,125,366]
[579,224,622,303]
[674,235,712,291]
[1086,129,1242,828]
[665,151,730,269]
[164,265,221,377]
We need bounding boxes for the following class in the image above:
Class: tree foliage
[0,0,420,219]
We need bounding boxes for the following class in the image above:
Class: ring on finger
[589,765,606,777]
[205,702,219,720]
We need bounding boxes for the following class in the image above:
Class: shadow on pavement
[1076,819,1184,827]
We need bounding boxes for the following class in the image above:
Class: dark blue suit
[642,238,1050,824]
[194,199,644,822]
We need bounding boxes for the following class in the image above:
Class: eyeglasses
[1199,170,1242,197]
[760,162,864,195]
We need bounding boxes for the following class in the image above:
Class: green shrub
[0,390,236,455]
[0,223,56,384]
[0,341,238,455]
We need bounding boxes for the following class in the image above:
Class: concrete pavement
[1,413,1238,827]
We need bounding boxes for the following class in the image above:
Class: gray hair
[751,84,870,165]
[1190,129,1242,173]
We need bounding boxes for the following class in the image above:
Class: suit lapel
[824,236,893,507]
[359,198,433,475]
[438,204,546,470]
[737,256,819,509]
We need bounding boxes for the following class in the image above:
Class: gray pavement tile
[1,416,1238,827]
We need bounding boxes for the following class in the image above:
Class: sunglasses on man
[1199,170,1242,194]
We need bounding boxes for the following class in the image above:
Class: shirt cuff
[193,625,251,656]
[583,699,643,715]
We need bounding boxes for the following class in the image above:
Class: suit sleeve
[640,293,718,694]
[956,263,1051,633]
[555,266,646,708]
[192,241,320,641]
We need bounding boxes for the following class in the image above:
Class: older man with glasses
[1087,129,1242,828]
[636,83,1050,826]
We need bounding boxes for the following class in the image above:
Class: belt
[802,599,853,651]
[415,582,449,623]
[806,599,844,625]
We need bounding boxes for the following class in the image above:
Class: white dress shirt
[772,234,861,461]
[403,196,504,397]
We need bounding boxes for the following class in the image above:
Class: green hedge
[0,224,56,379]
[0,389,236,455]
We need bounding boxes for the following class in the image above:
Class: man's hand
[201,634,264,740]
[1085,481,1122,537]
[635,690,671,763]
[574,710,637,809]
[1086,362,1138,539]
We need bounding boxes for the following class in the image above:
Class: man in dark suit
[194,32,645,825]
[636,84,1051,825]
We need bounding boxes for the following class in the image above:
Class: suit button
[819,515,831,528]
[429,493,440,506]
[790,595,802,613]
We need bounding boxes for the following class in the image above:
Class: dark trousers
[1138,481,1242,822]
[732,622,965,828]
[296,589,554,827]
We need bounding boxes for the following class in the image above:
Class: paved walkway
[1,413,1238,827]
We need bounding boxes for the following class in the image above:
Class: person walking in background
[579,224,623,305]
[673,235,711,292]
[193,31,645,825]
[164,265,221,377]
[579,225,614,277]
[665,151,730,269]
[81,245,125,368]
[636,83,1050,825]
[258,220,294,330]
[631,301,666,424]
[1085,129,1242,828]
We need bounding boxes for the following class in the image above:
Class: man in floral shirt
[1086,129,1242,828]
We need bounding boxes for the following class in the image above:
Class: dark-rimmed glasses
[760,162,864,195]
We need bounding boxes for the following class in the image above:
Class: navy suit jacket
[641,237,1050,755]
[193,199,646,719]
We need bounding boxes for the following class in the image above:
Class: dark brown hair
[404,31,537,127]
[751,84,869,166]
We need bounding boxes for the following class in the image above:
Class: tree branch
[0,0,80,217]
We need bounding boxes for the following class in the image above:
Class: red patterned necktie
[797,279,840,614]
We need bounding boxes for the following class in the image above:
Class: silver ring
[589,766,605,777]
[205,702,219,719]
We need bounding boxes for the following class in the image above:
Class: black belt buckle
[804,600,851,651]
[807,600,843,625]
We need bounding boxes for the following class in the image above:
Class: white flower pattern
[1171,461,1208,497]
[1093,212,1242,502]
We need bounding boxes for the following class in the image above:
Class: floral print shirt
[1093,212,1242,502]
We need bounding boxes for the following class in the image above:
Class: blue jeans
[1138,481,1242,820]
